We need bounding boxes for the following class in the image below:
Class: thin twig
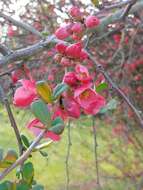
[92,116,100,186]
[65,120,72,190]
[87,51,143,128]
[0,12,43,38]
[0,85,23,156]
[0,129,46,181]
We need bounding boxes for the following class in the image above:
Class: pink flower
[75,88,106,115]
[66,42,82,59]
[63,97,80,118]
[55,26,70,40]
[75,64,91,83]
[27,118,60,141]
[13,80,37,107]
[69,6,82,18]
[55,43,67,54]
[85,16,100,28]
[63,72,77,86]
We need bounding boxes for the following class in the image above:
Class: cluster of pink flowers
[55,6,100,41]
[12,6,106,142]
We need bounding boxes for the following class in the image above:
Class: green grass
[0,106,143,190]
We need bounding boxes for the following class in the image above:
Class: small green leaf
[96,82,108,93]
[39,150,48,157]
[49,117,64,134]
[0,149,18,168]
[36,81,53,104]
[53,83,68,100]
[21,162,34,185]
[31,99,51,127]
[91,0,99,6]
[21,135,30,148]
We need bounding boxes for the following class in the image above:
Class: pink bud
[85,16,100,28]
[65,42,82,58]
[71,23,83,34]
[69,6,82,18]
[55,43,67,54]
[55,26,70,40]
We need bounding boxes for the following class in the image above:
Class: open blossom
[75,87,106,115]
[75,64,91,83]
[27,118,60,141]
[13,79,37,107]
[63,96,80,118]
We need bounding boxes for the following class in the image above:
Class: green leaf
[32,185,44,190]
[49,117,64,134]
[0,149,18,168]
[21,135,30,148]
[16,184,30,190]
[0,181,12,190]
[31,99,51,127]
[100,99,118,114]
[53,83,68,100]
[96,82,108,93]
[91,0,99,6]
[21,162,34,185]
[39,150,48,157]
[36,81,53,104]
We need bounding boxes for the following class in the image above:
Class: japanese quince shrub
[0,5,115,189]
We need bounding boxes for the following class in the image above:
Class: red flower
[63,96,80,118]
[75,87,106,115]
[75,64,91,83]
[85,16,100,28]
[55,43,67,54]
[63,72,77,86]
[27,118,60,141]
[13,80,37,107]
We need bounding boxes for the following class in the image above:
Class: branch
[0,35,59,65]
[120,0,138,20]
[0,85,23,156]
[0,130,46,181]
[0,13,43,38]
[0,44,12,56]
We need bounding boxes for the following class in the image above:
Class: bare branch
[0,12,43,38]
[0,85,23,156]
[87,52,143,128]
